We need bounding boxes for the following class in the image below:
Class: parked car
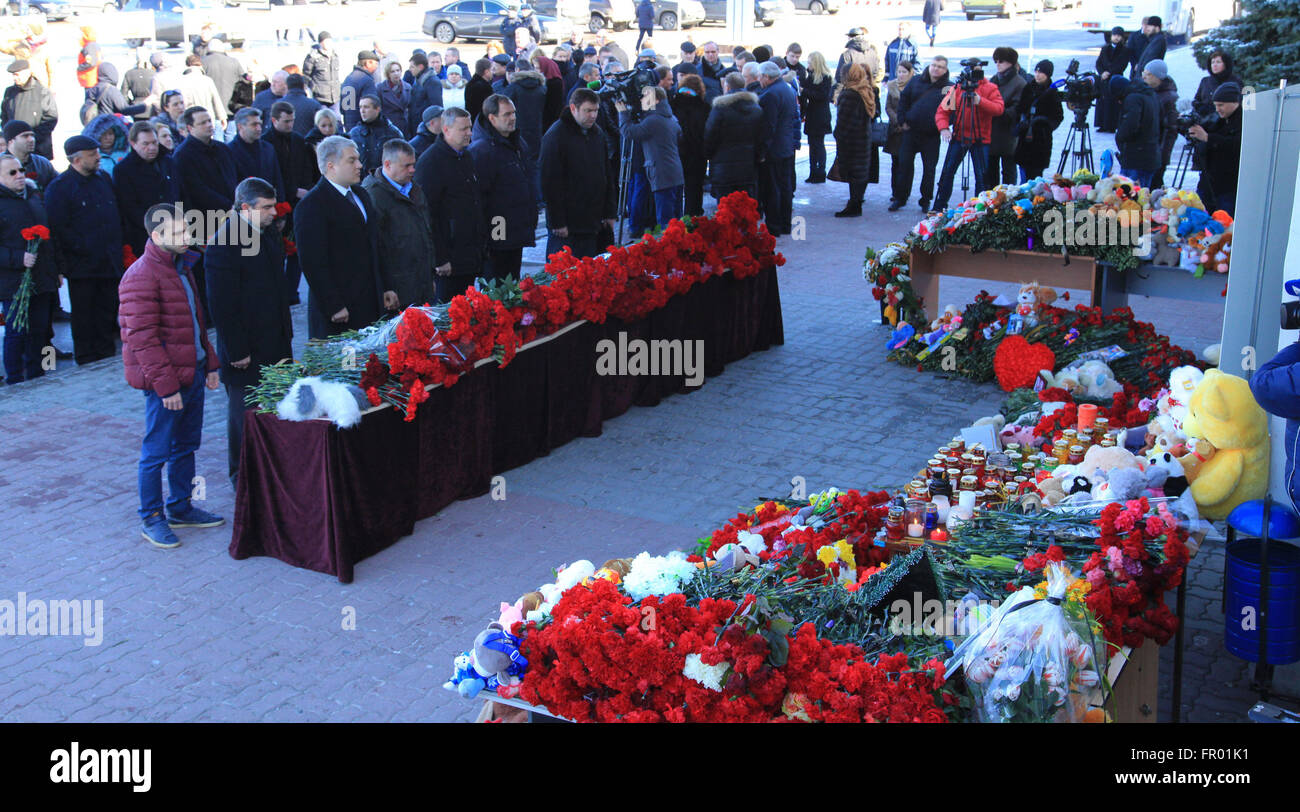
[792,0,839,12]
[1042,0,1078,8]
[2,0,120,16]
[120,0,246,48]
[699,0,796,25]
[421,0,575,44]
[530,0,634,32]
[650,0,704,29]
[960,0,1043,18]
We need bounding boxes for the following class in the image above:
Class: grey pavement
[1,11,1258,723]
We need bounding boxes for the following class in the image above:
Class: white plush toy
[1037,366,1084,397]
[276,376,369,428]
[1075,360,1124,400]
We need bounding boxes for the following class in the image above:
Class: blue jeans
[628,169,653,234]
[653,185,683,228]
[2,292,53,384]
[934,141,989,211]
[1130,169,1154,189]
[138,364,207,522]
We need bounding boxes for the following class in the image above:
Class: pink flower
[1145,516,1165,536]
[1106,546,1126,574]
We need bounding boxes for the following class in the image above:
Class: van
[1079,0,1238,44]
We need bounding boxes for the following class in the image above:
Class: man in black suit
[115,121,182,258]
[293,135,395,338]
[264,101,319,304]
[204,177,291,486]
[414,107,485,303]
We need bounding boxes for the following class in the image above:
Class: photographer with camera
[932,57,1003,212]
[617,84,684,230]
[1187,82,1242,216]
[985,47,1026,189]
[1013,60,1063,183]
[1141,60,1179,189]
[1109,75,1159,188]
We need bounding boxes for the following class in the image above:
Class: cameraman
[1187,82,1242,215]
[617,84,685,230]
[1109,75,1159,188]
[932,59,1004,211]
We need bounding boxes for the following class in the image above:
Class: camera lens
[1282,301,1300,330]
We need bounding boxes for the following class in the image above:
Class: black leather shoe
[888,201,904,211]
[833,203,863,218]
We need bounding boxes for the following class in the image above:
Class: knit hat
[421,104,444,124]
[357,50,379,63]
[1035,59,1054,78]
[680,41,695,53]
[1108,75,1130,96]
[752,45,772,63]
[63,135,98,157]
[7,59,30,73]
[447,64,463,76]
[583,46,597,56]
[1212,82,1242,103]
[149,52,166,69]
[1144,59,1167,80]
[2,120,33,141]
[1146,14,1162,27]
[1110,26,1125,36]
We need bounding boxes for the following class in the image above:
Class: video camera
[957,57,987,92]
[596,67,658,121]
[1282,280,1300,330]
[1060,59,1098,109]
[1175,110,1202,137]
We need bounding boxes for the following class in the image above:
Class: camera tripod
[616,131,635,245]
[1055,105,1095,177]
[954,87,984,202]
[1172,137,1197,189]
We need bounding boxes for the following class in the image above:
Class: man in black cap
[490,53,513,92]
[2,120,56,190]
[341,50,380,130]
[673,41,700,85]
[303,32,342,110]
[410,105,443,158]
[1188,82,1242,216]
[3,60,58,160]
[1130,16,1166,80]
[836,28,879,86]
[44,135,124,365]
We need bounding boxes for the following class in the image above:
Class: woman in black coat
[1094,27,1130,132]
[1193,51,1243,118]
[800,52,833,183]
[672,76,712,217]
[1014,61,1064,182]
[833,63,875,217]
[923,0,942,46]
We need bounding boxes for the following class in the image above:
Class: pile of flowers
[864,242,923,327]
[252,192,784,418]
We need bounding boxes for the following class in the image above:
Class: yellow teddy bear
[1177,369,1270,520]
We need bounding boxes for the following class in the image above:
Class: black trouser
[67,277,120,365]
[545,231,604,260]
[1,291,54,383]
[683,169,705,218]
[934,140,989,211]
[436,273,476,304]
[984,151,1017,188]
[225,381,247,486]
[636,26,652,50]
[1152,132,1177,190]
[892,129,940,207]
[762,155,795,234]
[807,134,827,180]
[711,182,758,202]
[284,253,302,304]
[486,248,523,282]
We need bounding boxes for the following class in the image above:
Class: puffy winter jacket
[620,101,684,192]
[1250,343,1300,515]
[503,69,548,164]
[900,70,950,136]
[119,240,219,397]
[82,63,146,123]
[1115,81,1160,171]
[82,113,130,175]
[467,117,538,250]
[934,79,1004,144]
[703,91,765,190]
[303,45,342,106]
[348,117,404,176]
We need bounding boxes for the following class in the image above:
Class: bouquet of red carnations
[6,225,50,335]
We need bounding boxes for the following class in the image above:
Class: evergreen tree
[1194,0,1300,88]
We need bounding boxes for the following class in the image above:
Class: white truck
[1080,0,1239,44]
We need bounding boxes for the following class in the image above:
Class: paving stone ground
[0,136,1261,724]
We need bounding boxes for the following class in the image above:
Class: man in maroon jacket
[119,203,223,549]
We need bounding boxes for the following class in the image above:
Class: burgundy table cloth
[229,266,784,582]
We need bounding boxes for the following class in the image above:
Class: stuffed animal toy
[1075,444,1142,481]
[443,651,483,698]
[276,376,370,428]
[1203,344,1222,367]
[1179,436,1217,483]
[1038,476,1067,506]
[1038,366,1084,397]
[1091,467,1147,504]
[887,321,915,350]
[999,415,1039,449]
[1075,360,1124,399]
[471,622,528,696]
[1014,282,1058,328]
[1176,368,1270,520]
[1146,450,1189,497]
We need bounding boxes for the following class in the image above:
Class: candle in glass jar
[932,495,950,523]
[955,490,976,520]
[1077,402,1098,430]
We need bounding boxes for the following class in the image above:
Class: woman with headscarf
[832,63,876,217]
[1193,51,1243,118]
[801,51,833,184]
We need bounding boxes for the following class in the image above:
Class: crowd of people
[0,17,1246,547]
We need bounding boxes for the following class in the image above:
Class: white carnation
[683,653,729,691]
[622,551,698,601]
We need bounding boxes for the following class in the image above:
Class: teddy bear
[1146,450,1189,497]
[1176,368,1270,520]
[1037,366,1084,398]
[443,623,530,699]
[1013,281,1058,329]
[1091,467,1148,504]
[1075,360,1124,400]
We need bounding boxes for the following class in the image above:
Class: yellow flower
[833,539,856,567]
[817,546,838,567]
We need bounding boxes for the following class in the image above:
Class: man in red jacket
[119,203,223,549]
[931,59,1004,211]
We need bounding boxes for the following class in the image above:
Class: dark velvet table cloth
[229,266,784,582]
